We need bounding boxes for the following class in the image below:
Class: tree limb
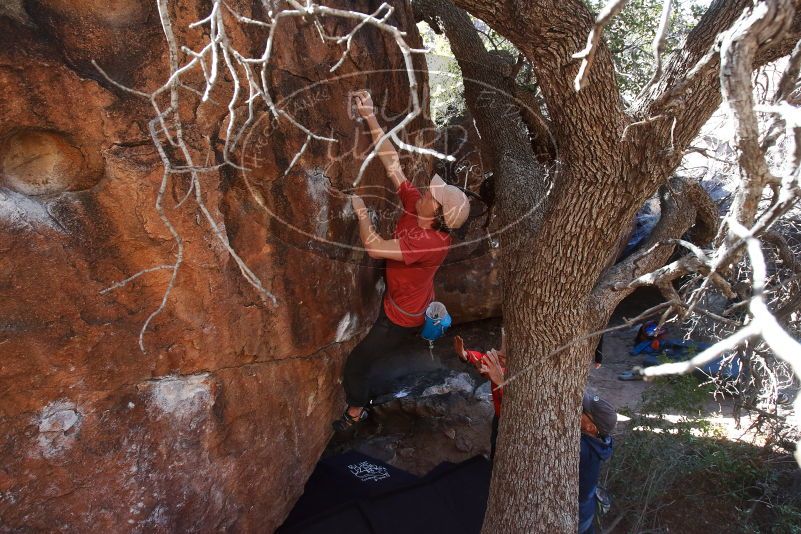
[412,0,549,233]
[450,0,628,149]
[593,177,720,306]
[721,0,795,231]
[573,0,631,91]
[635,0,674,101]
[633,0,801,158]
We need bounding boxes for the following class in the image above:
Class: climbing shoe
[332,408,367,432]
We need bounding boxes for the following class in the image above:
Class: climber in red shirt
[334,90,470,432]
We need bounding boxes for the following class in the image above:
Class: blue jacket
[579,433,613,534]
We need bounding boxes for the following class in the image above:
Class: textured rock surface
[0,1,432,531]
[434,116,502,324]
[324,318,503,481]
[436,234,502,324]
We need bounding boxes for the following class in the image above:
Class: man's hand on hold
[355,90,374,119]
[351,195,369,220]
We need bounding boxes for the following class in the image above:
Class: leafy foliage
[421,1,708,122]
[419,19,522,125]
[418,23,465,124]
[584,0,707,99]
[638,374,717,420]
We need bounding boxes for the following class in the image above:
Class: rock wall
[0,1,433,530]
[434,115,502,323]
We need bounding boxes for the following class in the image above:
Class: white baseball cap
[429,174,469,230]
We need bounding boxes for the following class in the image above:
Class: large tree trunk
[492,260,592,531]
[488,176,717,532]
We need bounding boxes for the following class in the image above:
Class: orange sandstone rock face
[0,130,100,195]
[0,1,431,530]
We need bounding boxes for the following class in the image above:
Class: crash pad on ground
[278,451,491,534]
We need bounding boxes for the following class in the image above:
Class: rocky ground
[325,317,502,475]
[326,287,798,475]
[324,312,650,475]
[307,287,801,533]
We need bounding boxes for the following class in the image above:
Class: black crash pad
[278,452,491,534]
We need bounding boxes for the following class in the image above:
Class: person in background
[579,391,617,534]
[630,320,667,355]
[455,331,617,531]
[453,332,506,457]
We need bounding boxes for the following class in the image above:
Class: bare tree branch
[99,265,174,295]
[573,0,631,91]
[721,0,795,231]
[640,322,759,379]
[499,301,673,390]
[635,0,673,101]
[94,1,451,351]
[640,221,801,464]
[594,177,719,305]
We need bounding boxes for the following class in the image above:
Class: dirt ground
[588,325,651,413]
[589,287,665,414]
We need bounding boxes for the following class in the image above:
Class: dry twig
[573,0,630,91]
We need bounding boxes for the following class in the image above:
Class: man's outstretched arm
[352,195,404,261]
[354,90,407,191]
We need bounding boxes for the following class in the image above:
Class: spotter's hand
[480,349,506,385]
[453,335,468,362]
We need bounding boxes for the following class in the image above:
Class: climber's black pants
[490,414,499,460]
[343,308,418,407]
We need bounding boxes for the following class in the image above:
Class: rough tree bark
[415,0,801,531]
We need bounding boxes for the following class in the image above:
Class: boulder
[0,1,433,530]
[434,116,502,323]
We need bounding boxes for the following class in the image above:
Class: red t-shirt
[383,181,451,327]
[465,349,504,417]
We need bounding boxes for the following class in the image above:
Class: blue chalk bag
[420,301,452,343]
